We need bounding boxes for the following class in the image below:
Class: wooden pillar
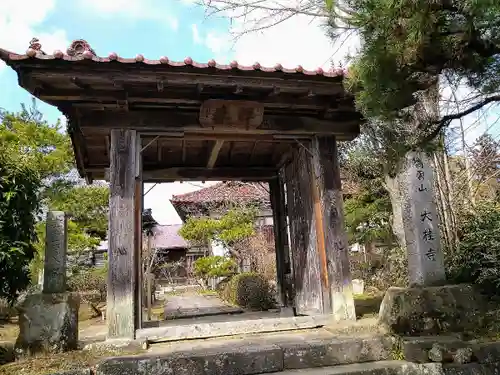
[107,129,139,340]
[269,171,290,310]
[309,135,356,321]
[285,136,355,320]
[285,146,325,316]
[134,135,143,330]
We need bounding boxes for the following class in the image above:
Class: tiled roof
[171,182,270,204]
[151,224,189,249]
[0,39,347,79]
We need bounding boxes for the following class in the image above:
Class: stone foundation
[15,292,80,356]
[378,284,485,336]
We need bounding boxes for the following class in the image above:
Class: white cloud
[0,0,68,70]
[191,1,359,70]
[77,0,179,31]
[191,24,203,44]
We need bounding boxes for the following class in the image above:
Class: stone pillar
[43,211,67,293]
[15,211,79,356]
[399,151,446,286]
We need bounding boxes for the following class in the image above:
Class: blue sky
[0,0,499,224]
[0,0,344,224]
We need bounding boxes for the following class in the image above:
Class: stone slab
[15,292,80,356]
[136,314,331,342]
[164,294,243,320]
[473,342,500,364]
[398,151,446,286]
[48,370,92,375]
[402,336,468,363]
[443,363,500,375]
[164,306,243,320]
[43,211,68,294]
[96,343,283,375]
[378,284,485,336]
[275,362,442,375]
[279,335,393,369]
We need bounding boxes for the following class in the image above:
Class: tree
[179,206,258,260]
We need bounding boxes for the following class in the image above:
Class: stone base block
[378,284,485,336]
[15,292,80,356]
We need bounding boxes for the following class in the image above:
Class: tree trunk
[384,174,406,248]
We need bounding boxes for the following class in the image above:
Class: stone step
[402,336,500,364]
[96,333,395,375]
[274,361,441,375]
[136,315,334,342]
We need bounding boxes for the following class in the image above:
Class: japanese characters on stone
[412,156,437,262]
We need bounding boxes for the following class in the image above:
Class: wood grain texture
[107,129,138,339]
[269,173,289,308]
[285,147,323,315]
[310,136,355,321]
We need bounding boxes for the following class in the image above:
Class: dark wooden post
[107,129,139,340]
[285,146,326,316]
[269,170,290,311]
[134,134,143,330]
[309,135,356,321]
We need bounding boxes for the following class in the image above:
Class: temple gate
[1,39,363,340]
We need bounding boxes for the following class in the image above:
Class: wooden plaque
[199,100,264,130]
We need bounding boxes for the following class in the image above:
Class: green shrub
[67,267,107,302]
[221,272,275,310]
[447,203,500,296]
[193,256,236,280]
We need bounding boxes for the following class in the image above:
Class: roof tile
[0,39,347,79]
[171,182,270,204]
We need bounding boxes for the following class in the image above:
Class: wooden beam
[30,70,345,95]
[107,129,138,340]
[207,140,224,169]
[142,167,276,182]
[309,135,356,321]
[77,111,361,138]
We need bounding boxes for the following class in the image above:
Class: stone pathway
[164,293,243,320]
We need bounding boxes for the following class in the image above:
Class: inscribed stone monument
[43,211,67,293]
[399,151,446,286]
[15,211,79,356]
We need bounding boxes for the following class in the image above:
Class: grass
[353,293,383,318]
[0,346,144,375]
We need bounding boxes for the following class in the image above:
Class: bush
[221,272,275,310]
[193,256,237,287]
[67,267,107,302]
[0,152,41,304]
[447,203,500,296]
[350,245,408,291]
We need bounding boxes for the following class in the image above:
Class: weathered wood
[107,129,138,340]
[134,134,143,330]
[269,173,289,309]
[285,146,324,315]
[207,140,224,168]
[75,111,360,137]
[139,167,277,182]
[29,69,345,96]
[309,135,355,321]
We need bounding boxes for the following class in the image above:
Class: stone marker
[398,151,446,286]
[43,211,68,293]
[15,211,79,356]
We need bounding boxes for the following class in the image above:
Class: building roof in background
[151,224,189,249]
[171,181,270,204]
